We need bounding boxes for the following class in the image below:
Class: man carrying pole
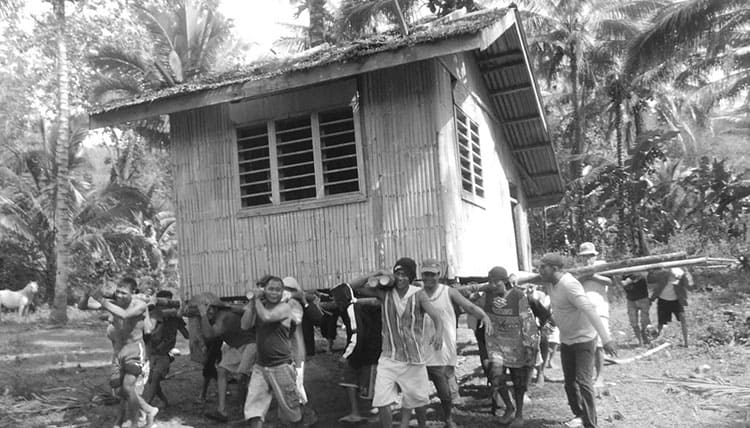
[516,253,617,428]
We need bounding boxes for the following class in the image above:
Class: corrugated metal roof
[474,15,564,204]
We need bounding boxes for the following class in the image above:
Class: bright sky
[218,0,305,56]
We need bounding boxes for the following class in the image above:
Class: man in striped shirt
[351,257,445,428]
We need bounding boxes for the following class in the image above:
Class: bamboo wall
[171,61,449,296]
[360,61,447,272]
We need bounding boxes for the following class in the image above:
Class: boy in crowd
[197,292,256,422]
[92,277,159,428]
[350,257,445,428]
[420,258,492,428]
[241,276,304,428]
[143,289,189,406]
[331,282,382,424]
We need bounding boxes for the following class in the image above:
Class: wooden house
[89,7,564,296]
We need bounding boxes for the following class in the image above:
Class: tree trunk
[50,0,71,325]
[308,0,326,47]
[569,44,586,244]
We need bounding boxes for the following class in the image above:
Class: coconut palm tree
[512,0,667,248]
[625,0,750,143]
[50,0,73,324]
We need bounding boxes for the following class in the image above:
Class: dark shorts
[340,364,377,400]
[657,299,684,325]
[150,354,172,379]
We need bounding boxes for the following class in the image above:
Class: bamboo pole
[598,257,709,276]
[567,251,688,276]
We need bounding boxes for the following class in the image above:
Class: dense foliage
[0,0,747,321]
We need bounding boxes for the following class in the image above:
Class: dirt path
[2,293,749,427]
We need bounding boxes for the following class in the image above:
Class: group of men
[92,241,692,428]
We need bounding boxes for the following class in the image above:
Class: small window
[454,107,484,198]
[236,105,362,209]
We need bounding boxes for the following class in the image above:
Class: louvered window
[236,105,362,209]
[454,107,484,198]
[237,123,272,207]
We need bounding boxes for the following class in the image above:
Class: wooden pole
[392,0,409,36]
[597,257,709,276]
[568,251,688,276]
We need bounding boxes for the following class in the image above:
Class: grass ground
[1,279,749,428]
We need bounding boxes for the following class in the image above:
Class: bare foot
[144,406,159,428]
[509,415,525,427]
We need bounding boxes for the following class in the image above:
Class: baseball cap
[578,242,598,256]
[421,258,441,274]
[539,253,564,268]
[488,266,509,281]
[282,276,301,291]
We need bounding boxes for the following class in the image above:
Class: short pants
[218,342,256,376]
[657,298,684,325]
[340,364,377,400]
[243,363,302,423]
[110,341,149,394]
[149,354,172,379]
[371,357,430,409]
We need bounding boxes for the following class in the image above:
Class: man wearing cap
[196,292,256,422]
[575,242,612,390]
[525,253,616,428]
[419,258,492,428]
[350,257,445,428]
[458,266,547,427]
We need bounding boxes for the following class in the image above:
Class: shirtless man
[92,277,159,428]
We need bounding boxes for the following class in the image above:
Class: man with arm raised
[350,257,445,428]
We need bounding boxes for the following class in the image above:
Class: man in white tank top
[419,258,492,428]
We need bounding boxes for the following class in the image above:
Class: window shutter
[275,115,317,202]
[318,106,359,195]
[237,123,272,207]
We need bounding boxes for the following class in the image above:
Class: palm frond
[625,0,749,75]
